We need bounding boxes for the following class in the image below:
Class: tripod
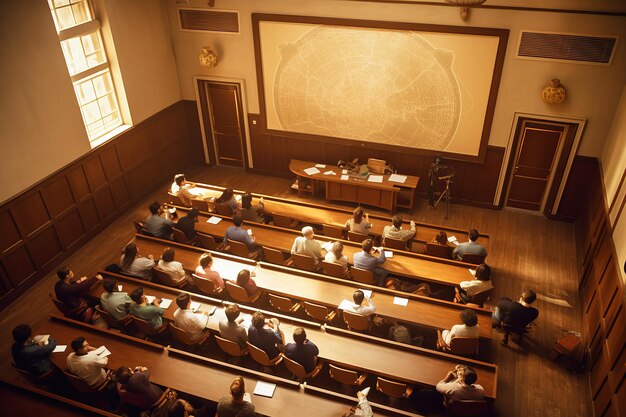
[433,177,453,219]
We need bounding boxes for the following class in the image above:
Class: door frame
[193,75,254,168]
[494,112,586,215]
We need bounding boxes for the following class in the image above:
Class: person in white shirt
[119,243,154,280]
[66,337,108,386]
[158,248,195,286]
[345,206,372,234]
[458,263,493,300]
[441,309,480,345]
[324,241,349,274]
[172,293,209,341]
[346,290,376,317]
[291,226,323,269]
[382,215,416,245]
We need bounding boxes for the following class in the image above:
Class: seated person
[218,304,248,348]
[175,208,199,241]
[352,239,387,286]
[66,337,108,386]
[452,229,487,261]
[247,311,282,360]
[171,174,198,207]
[116,365,164,409]
[441,309,480,345]
[215,188,239,215]
[119,243,154,279]
[456,263,493,303]
[345,206,372,234]
[55,266,102,322]
[290,226,323,269]
[195,253,225,290]
[173,293,209,341]
[223,214,262,258]
[217,376,255,417]
[236,269,258,298]
[129,287,164,328]
[284,327,319,373]
[492,289,539,344]
[158,248,195,287]
[425,230,453,259]
[144,201,175,239]
[345,289,376,317]
[388,321,412,345]
[382,215,416,244]
[436,365,485,407]
[11,324,57,377]
[341,389,373,417]
[239,192,266,223]
[324,241,349,275]
[100,277,132,320]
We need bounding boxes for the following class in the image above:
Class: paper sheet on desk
[206,216,222,224]
[384,251,393,258]
[340,175,349,181]
[304,167,320,175]
[468,269,476,276]
[388,174,407,184]
[254,380,276,398]
[323,170,336,175]
[315,164,326,168]
[145,295,155,304]
[159,298,173,309]
[359,289,372,298]
[94,346,111,357]
[190,302,201,312]
[338,299,356,310]
[321,241,333,251]
[53,345,67,353]
[393,297,409,306]
[368,175,383,183]
[448,236,459,246]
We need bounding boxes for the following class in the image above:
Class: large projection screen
[252,15,508,161]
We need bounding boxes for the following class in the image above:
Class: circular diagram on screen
[273,26,461,150]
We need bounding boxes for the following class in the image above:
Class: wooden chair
[283,355,323,382]
[328,364,367,387]
[62,368,111,394]
[152,266,187,289]
[322,261,350,279]
[467,288,493,307]
[168,192,185,206]
[461,253,486,264]
[170,322,209,350]
[350,267,375,285]
[503,323,532,346]
[197,234,216,250]
[272,213,299,229]
[425,242,452,259]
[227,239,259,260]
[225,281,261,304]
[119,385,172,411]
[214,203,232,217]
[264,246,293,266]
[50,293,87,319]
[172,228,197,246]
[247,342,283,368]
[129,315,169,340]
[268,293,301,313]
[447,399,489,417]
[348,231,369,242]
[323,224,345,239]
[436,331,480,356]
[12,362,56,386]
[303,301,337,323]
[292,253,318,271]
[133,220,146,234]
[384,237,408,251]
[95,305,131,332]
[215,335,248,359]
[193,274,223,296]
[342,310,370,332]
[190,199,209,212]
[376,377,414,399]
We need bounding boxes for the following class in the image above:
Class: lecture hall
[1,1,625,417]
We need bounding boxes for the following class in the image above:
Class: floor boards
[0,164,590,417]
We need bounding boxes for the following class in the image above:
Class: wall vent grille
[179,8,239,34]
[518,31,617,65]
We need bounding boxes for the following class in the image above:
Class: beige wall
[166,0,626,159]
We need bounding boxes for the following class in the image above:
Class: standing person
[129,287,164,329]
[144,201,175,239]
[217,376,255,417]
[119,243,154,279]
[247,311,282,360]
[55,267,102,322]
[100,276,132,320]
[218,304,248,348]
[215,188,239,215]
[172,293,209,341]
[290,226,323,269]
[284,327,319,373]
[324,241,349,274]
[345,206,373,234]
[352,239,387,286]
[435,365,485,407]
[66,337,109,386]
[452,229,487,261]
[11,324,57,377]
[195,253,225,290]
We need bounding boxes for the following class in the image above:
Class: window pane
[97,95,115,117]
[87,119,105,138]
[49,0,91,31]
[74,80,96,105]
[53,0,70,7]
[81,101,101,125]
[81,33,106,68]
[92,72,112,97]
[61,31,106,76]
[55,6,75,31]
[71,2,90,26]
[103,112,121,130]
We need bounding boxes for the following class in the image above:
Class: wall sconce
[444,0,487,20]
[199,46,218,68]
[541,79,566,104]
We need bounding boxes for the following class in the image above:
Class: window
[48,0,125,147]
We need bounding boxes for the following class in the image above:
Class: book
[254,381,277,398]
[338,299,355,310]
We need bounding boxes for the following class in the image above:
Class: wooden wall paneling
[67,166,91,203]
[54,209,85,250]
[599,263,620,316]
[582,265,598,312]
[92,187,116,222]
[115,124,151,171]
[99,146,122,180]
[1,245,36,287]
[125,160,162,198]
[83,156,108,192]
[594,234,614,284]
[557,156,600,221]
[109,178,131,211]
[586,294,602,347]
[615,378,626,417]
[591,348,610,398]
[10,192,51,238]
[157,138,190,175]
[0,264,12,297]
[26,226,63,269]
[604,307,625,366]
[41,176,75,219]
[0,210,21,253]
[77,199,100,233]
[183,100,204,165]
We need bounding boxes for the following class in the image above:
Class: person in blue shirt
[284,327,319,373]
[11,324,57,377]
[223,214,263,258]
[352,238,387,286]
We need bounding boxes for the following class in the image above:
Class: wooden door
[505,121,565,211]
[202,81,247,167]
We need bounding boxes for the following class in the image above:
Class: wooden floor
[0,164,590,417]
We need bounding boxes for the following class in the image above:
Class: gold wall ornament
[443,0,487,20]
[199,47,218,68]
[541,79,566,104]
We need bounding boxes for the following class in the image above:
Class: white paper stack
[368,175,384,183]
[304,167,320,175]
[448,236,459,246]
[338,299,355,310]
[359,289,373,298]
[342,169,348,174]
[206,216,222,224]
[388,174,407,184]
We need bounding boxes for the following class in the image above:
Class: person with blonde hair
[324,241,349,274]
[217,376,255,417]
